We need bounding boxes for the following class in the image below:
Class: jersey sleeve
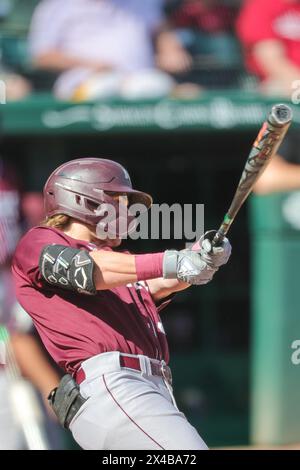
[12,227,70,289]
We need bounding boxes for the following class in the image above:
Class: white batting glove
[193,230,232,269]
[163,249,217,285]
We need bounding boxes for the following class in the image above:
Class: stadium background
[0,0,300,449]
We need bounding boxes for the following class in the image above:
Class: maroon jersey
[12,226,170,375]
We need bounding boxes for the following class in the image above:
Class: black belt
[75,354,172,386]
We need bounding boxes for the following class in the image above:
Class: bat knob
[270,104,293,126]
[211,230,225,247]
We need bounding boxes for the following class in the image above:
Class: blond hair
[42,214,71,230]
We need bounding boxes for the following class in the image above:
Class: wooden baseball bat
[212,103,293,247]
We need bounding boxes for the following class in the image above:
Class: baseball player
[11,158,231,450]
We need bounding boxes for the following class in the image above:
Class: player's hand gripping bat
[211,104,293,247]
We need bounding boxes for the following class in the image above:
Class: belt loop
[138,355,151,375]
[115,350,122,371]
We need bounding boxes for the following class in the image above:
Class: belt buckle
[160,360,172,385]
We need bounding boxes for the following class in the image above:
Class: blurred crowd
[1,0,300,449]
[0,157,71,449]
[0,0,298,102]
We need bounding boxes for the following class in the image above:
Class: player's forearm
[90,238,232,291]
[90,250,137,289]
[147,278,191,302]
[90,250,164,290]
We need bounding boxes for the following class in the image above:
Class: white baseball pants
[69,352,208,450]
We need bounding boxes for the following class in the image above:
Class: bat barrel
[211,103,293,248]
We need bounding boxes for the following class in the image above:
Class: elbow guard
[39,245,96,295]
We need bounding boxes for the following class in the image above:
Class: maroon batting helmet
[44,158,152,236]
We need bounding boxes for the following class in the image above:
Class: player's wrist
[134,252,164,281]
[162,250,178,279]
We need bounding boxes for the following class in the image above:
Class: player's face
[89,227,122,247]
[91,192,129,246]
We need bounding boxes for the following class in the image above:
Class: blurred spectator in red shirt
[237,0,300,194]
[29,0,193,100]
[167,0,240,67]
[237,0,300,96]
[169,0,236,34]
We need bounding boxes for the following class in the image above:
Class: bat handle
[211,214,233,247]
[211,230,225,247]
